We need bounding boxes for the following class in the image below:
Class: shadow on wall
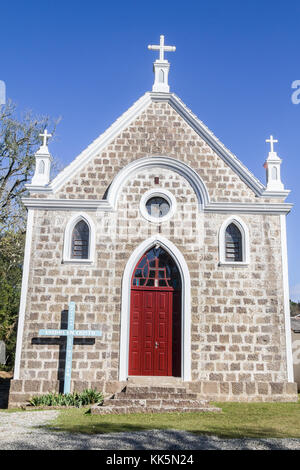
[0,378,11,408]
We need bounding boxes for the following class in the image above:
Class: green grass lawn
[44,399,300,439]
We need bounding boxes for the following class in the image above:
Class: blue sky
[1,0,300,300]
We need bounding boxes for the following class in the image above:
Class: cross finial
[266,135,278,153]
[148,35,176,62]
[39,129,52,147]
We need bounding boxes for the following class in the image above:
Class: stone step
[114,392,199,400]
[102,398,209,407]
[127,377,183,386]
[91,404,221,415]
[125,386,188,394]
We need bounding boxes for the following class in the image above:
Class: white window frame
[139,188,177,223]
[219,216,250,266]
[62,212,95,264]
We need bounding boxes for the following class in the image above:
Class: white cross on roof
[148,35,176,61]
[266,135,278,153]
[39,129,52,147]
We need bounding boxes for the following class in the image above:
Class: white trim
[119,235,191,382]
[261,190,290,198]
[30,91,282,200]
[107,156,210,210]
[152,93,267,196]
[22,197,293,215]
[14,210,34,379]
[280,214,294,382]
[219,216,250,265]
[62,212,96,264]
[139,188,177,223]
[205,202,293,215]
[48,93,152,193]
[22,198,112,211]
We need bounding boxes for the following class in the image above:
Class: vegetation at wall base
[28,389,104,408]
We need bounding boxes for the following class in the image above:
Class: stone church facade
[9,36,297,406]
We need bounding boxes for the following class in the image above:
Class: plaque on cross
[38,302,102,394]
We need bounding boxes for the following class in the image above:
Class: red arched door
[129,247,181,377]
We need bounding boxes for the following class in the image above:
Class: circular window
[146,196,170,218]
[140,189,176,223]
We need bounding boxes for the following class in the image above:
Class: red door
[128,247,181,377]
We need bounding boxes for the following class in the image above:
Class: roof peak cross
[148,35,176,93]
[148,35,176,62]
[39,129,52,147]
[266,135,278,153]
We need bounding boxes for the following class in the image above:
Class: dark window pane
[146,197,170,218]
[225,223,242,262]
[71,220,89,259]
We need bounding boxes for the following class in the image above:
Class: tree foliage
[0,101,58,369]
[0,230,25,368]
[0,101,57,231]
[290,300,300,317]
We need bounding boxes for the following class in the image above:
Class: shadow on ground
[3,428,300,450]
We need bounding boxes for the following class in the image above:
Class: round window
[145,196,170,218]
[140,189,176,223]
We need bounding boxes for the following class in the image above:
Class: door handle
[155,341,159,349]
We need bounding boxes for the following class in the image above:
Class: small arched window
[38,160,45,174]
[71,220,89,259]
[225,223,242,262]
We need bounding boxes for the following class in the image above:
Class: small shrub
[28,389,104,408]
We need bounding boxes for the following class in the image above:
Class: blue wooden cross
[38,302,102,394]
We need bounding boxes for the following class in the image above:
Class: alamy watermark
[0,80,6,105]
[291,80,300,104]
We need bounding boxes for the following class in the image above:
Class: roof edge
[30,91,275,198]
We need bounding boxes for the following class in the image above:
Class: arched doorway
[128,246,182,377]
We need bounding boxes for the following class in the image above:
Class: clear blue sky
[1,0,300,300]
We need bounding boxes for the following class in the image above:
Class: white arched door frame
[119,235,191,381]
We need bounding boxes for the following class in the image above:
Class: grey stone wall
[10,100,295,405]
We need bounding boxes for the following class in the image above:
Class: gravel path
[1,410,300,450]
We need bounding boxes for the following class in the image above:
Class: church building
[9,36,297,406]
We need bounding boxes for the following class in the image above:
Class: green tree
[0,101,58,231]
[0,230,25,368]
[290,300,300,317]
[0,101,58,369]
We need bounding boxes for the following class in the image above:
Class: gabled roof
[31,91,287,197]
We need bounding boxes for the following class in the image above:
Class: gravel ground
[1,410,300,450]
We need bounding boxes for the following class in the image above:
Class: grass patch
[45,399,300,439]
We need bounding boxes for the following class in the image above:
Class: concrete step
[91,404,221,415]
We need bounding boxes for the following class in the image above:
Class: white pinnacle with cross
[40,129,52,147]
[266,135,278,154]
[148,35,176,93]
[31,129,53,186]
[148,35,176,62]
[264,134,285,192]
